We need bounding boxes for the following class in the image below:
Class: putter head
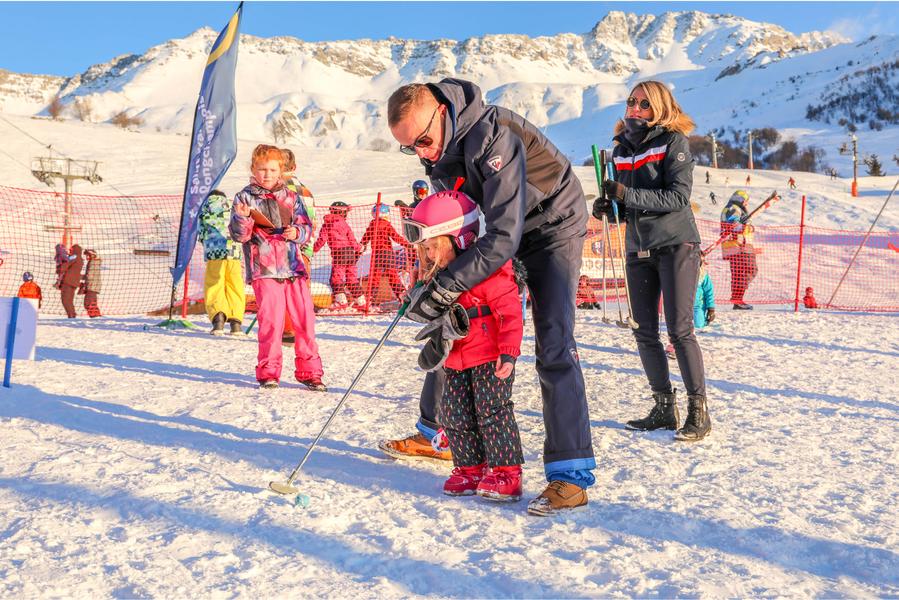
[627,317,639,330]
[269,481,300,495]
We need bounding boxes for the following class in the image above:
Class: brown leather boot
[527,481,588,516]
[378,432,452,463]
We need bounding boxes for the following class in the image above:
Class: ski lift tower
[31,155,102,247]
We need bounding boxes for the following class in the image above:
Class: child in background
[404,190,525,502]
[280,148,316,344]
[199,190,245,335]
[694,257,715,328]
[17,272,42,309]
[803,287,819,309]
[230,144,326,392]
[53,243,69,290]
[361,204,412,305]
[81,249,103,318]
[314,201,366,310]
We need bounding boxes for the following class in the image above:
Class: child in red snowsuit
[17,272,42,309]
[405,190,525,502]
[314,202,365,309]
[361,204,412,302]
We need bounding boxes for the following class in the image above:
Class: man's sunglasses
[399,106,439,155]
[626,97,652,110]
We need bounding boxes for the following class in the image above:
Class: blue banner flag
[171,2,243,283]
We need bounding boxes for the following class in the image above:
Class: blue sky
[0,2,895,76]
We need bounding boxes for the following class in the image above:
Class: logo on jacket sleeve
[676,152,686,162]
[487,155,503,172]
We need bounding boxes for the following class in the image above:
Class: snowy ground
[1,308,897,597]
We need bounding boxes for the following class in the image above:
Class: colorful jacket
[694,271,715,328]
[720,199,756,257]
[229,183,314,282]
[17,281,42,307]
[285,176,316,259]
[199,192,243,262]
[83,256,102,293]
[445,260,523,370]
[361,217,411,258]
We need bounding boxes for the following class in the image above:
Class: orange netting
[1,185,895,316]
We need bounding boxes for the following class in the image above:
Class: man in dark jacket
[59,244,83,318]
[384,79,595,516]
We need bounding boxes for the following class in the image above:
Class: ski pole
[606,158,639,329]
[590,144,613,325]
[269,303,408,496]
[600,219,610,325]
[602,213,627,327]
[245,315,257,335]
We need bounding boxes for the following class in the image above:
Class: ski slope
[0,310,897,597]
[0,114,897,597]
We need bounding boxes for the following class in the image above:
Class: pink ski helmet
[403,190,481,250]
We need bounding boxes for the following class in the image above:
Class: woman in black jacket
[593,80,711,441]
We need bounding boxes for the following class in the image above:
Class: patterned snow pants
[440,362,523,468]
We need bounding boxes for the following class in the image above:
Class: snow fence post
[3,297,20,388]
[793,195,807,312]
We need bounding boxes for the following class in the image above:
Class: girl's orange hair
[250,144,284,170]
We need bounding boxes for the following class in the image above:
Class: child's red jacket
[445,260,523,371]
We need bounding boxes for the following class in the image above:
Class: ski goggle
[402,210,480,247]
[399,106,439,155]
[626,97,652,110]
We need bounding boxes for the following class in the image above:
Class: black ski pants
[440,363,523,468]
[417,227,595,479]
[626,242,707,398]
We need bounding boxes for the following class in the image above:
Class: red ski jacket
[314,213,362,254]
[445,260,523,371]
[361,218,410,255]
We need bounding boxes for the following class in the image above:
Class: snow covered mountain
[1,10,896,171]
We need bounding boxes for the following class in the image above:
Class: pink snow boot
[443,463,487,496]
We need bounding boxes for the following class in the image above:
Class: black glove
[706,308,716,324]
[418,330,453,372]
[603,179,627,201]
[404,277,461,324]
[415,303,470,342]
[592,196,614,220]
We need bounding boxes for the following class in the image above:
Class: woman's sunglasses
[399,106,440,155]
[626,97,652,110]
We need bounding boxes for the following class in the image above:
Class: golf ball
[294,494,311,508]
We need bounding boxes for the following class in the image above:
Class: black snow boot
[675,395,712,441]
[210,312,226,336]
[227,319,244,336]
[625,390,679,431]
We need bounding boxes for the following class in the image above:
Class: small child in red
[404,190,524,502]
[314,201,366,310]
[361,204,412,303]
[803,286,818,309]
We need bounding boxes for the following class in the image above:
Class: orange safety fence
[1,185,896,316]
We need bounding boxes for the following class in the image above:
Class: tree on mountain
[864,154,885,176]
[47,96,64,120]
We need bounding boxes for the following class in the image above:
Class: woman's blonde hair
[614,80,695,136]
[416,236,455,281]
